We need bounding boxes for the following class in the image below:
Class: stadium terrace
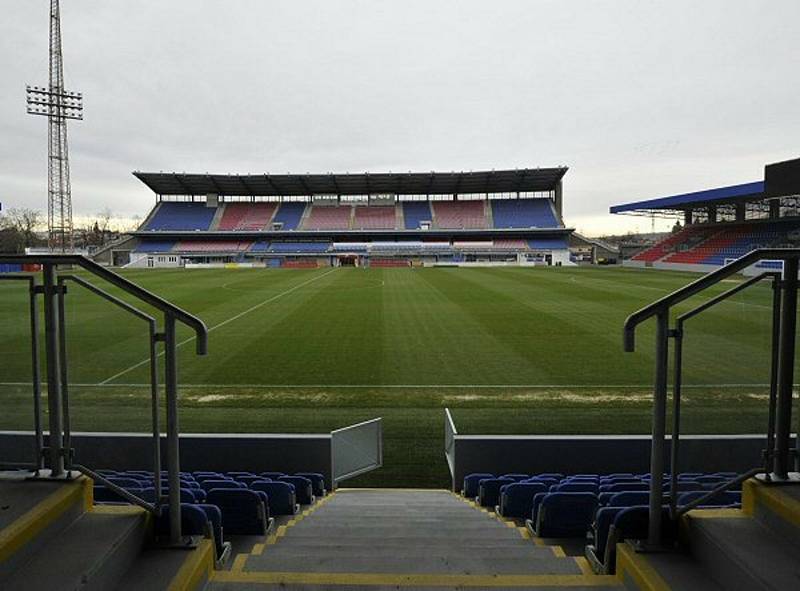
[122,168,575,268]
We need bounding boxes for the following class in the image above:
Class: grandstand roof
[610,181,765,214]
[133,168,568,197]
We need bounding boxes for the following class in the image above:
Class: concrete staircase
[617,479,800,590]
[0,472,210,591]
[208,489,620,590]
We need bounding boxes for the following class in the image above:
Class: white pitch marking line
[2,382,775,389]
[98,268,337,385]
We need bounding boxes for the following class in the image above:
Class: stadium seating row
[135,238,570,254]
[142,199,563,232]
[633,221,798,265]
[94,469,326,563]
[462,471,741,574]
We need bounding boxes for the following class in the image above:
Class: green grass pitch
[0,266,782,487]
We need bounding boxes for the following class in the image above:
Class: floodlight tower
[26,0,83,252]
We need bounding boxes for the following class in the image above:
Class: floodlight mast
[26,0,83,252]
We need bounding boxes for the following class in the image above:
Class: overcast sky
[2,0,798,235]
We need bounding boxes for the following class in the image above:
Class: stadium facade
[117,168,575,268]
[612,157,800,273]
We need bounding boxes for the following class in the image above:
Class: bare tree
[3,208,44,252]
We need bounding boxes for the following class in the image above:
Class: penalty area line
[98,268,337,386]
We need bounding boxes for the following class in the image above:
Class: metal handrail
[0,254,207,354]
[0,255,208,545]
[0,275,43,470]
[623,248,800,548]
[58,275,164,507]
[624,248,800,352]
[668,272,780,519]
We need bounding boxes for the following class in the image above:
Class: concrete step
[282,526,522,540]
[743,479,800,543]
[2,506,148,591]
[686,510,800,590]
[616,543,724,591]
[255,536,533,549]
[250,544,555,561]
[243,553,582,575]
[116,538,214,591]
[0,474,91,583]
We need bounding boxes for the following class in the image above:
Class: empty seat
[295,472,326,497]
[279,476,314,505]
[200,479,245,492]
[155,503,210,540]
[551,482,598,494]
[599,482,649,493]
[602,491,651,507]
[498,482,547,518]
[206,489,271,536]
[477,477,514,508]
[139,487,197,504]
[251,480,298,516]
[500,473,529,482]
[106,477,145,490]
[234,475,264,488]
[462,473,493,498]
[260,472,286,480]
[197,504,232,564]
[528,492,598,538]
[585,506,628,573]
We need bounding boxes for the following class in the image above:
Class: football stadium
[2,2,800,591]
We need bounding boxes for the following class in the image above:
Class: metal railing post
[647,309,669,546]
[42,263,64,477]
[28,278,44,471]
[766,276,782,474]
[669,324,683,517]
[774,258,798,480]
[57,278,72,471]
[164,314,182,543]
[150,325,162,505]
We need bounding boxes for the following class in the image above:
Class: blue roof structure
[610,181,764,214]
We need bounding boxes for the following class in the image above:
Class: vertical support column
[554,181,563,220]
[163,314,182,543]
[774,258,798,480]
[42,263,64,477]
[29,279,44,471]
[57,279,71,470]
[735,203,746,222]
[149,324,162,504]
[766,276,782,474]
[769,199,780,220]
[684,209,692,226]
[669,325,683,516]
[648,309,669,546]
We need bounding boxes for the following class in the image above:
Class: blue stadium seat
[106,477,146,490]
[234,475,264,488]
[295,472,326,497]
[197,504,232,564]
[206,489,272,535]
[529,492,598,538]
[477,477,514,508]
[599,482,649,493]
[200,479,245,493]
[145,202,216,231]
[155,503,210,540]
[602,491,651,507]
[251,480,298,516]
[500,473,530,482]
[139,487,198,504]
[498,482,547,518]
[279,476,314,505]
[462,473,493,498]
[585,506,627,573]
[551,482,598,494]
[260,472,286,480]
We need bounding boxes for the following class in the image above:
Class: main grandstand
[612,163,800,272]
[118,168,573,268]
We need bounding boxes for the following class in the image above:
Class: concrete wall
[0,431,334,489]
[450,434,777,491]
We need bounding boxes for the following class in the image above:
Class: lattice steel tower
[26,0,83,252]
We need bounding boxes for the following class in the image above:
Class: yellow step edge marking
[517,526,531,540]
[90,504,146,516]
[230,553,248,573]
[212,570,621,587]
[248,493,334,557]
[551,545,566,558]
[615,543,671,591]
[742,479,800,528]
[0,476,91,564]
[685,508,745,519]
[167,538,214,591]
[575,556,594,576]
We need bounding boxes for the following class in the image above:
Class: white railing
[331,418,383,485]
[444,407,457,477]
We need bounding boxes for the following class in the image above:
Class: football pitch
[0,266,782,487]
